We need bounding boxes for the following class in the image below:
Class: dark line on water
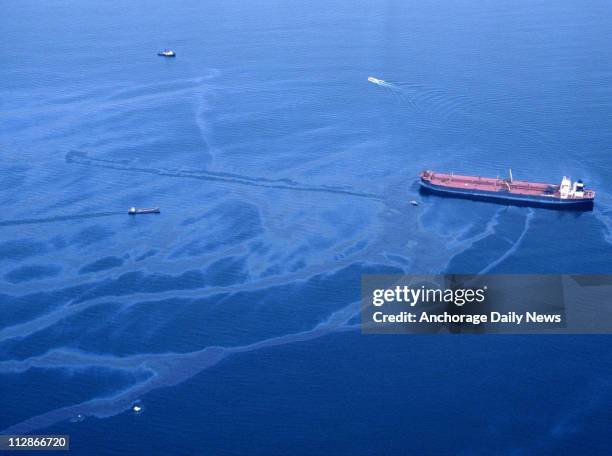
[0,211,123,227]
[66,151,383,200]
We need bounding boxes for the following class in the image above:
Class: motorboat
[157,49,176,57]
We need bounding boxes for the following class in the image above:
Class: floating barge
[419,170,595,210]
[128,207,160,215]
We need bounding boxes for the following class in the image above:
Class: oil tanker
[419,170,595,209]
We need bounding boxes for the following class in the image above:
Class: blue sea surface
[1,0,612,454]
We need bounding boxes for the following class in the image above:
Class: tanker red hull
[419,171,595,209]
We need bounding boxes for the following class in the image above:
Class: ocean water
[1,0,612,454]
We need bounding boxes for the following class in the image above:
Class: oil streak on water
[1,0,612,454]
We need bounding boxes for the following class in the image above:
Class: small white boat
[157,49,176,57]
[368,76,385,84]
[128,207,160,215]
[410,200,419,206]
[132,400,144,414]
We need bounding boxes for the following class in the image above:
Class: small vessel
[132,400,144,414]
[419,170,595,210]
[368,76,385,84]
[157,49,176,57]
[128,207,160,215]
[410,200,419,206]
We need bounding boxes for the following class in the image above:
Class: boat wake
[369,78,567,162]
[367,76,418,109]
